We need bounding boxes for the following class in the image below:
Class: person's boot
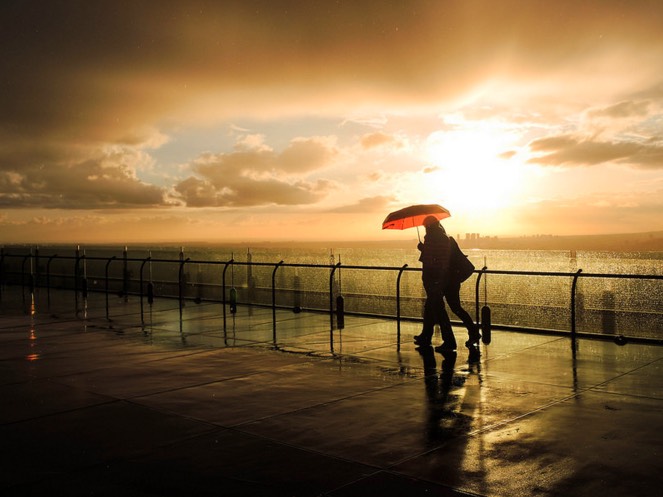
[465,324,481,348]
[467,340,480,362]
[437,324,457,353]
[434,341,457,353]
[414,333,432,346]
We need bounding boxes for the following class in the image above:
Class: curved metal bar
[105,256,117,320]
[396,264,408,351]
[272,261,284,345]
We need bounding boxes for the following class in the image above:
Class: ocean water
[10,243,659,272]
[146,244,663,274]
[3,244,662,340]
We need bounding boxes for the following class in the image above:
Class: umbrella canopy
[382,204,451,230]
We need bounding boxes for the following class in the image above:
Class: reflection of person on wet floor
[413,216,456,351]
[417,346,458,443]
[414,216,481,361]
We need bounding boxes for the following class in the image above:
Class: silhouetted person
[414,218,481,362]
[413,216,456,351]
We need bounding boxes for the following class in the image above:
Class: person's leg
[418,294,436,344]
[430,284,455,349]
[445,281,480,344]
[436,306,457,351]
[445,281,480,361]
[414,279,438,345]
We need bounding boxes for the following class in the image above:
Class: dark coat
[418,226,450,283]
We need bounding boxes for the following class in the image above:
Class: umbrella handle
[416,226,421,243]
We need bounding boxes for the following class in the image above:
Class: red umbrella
[382,204,451,231]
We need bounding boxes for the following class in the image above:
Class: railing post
[21,253,30,288]
[475,266,487,324]
[329,262,341,352]
[222,259,234,332]
[0,248,4,303]
[139,257,151,323]
[46,255,57,308]
[21,254,32,312]
[396,264,408,351]
[571,269,583,344]
[105,256,116,320]
[272,261,284,346]
[179,257,190,318]
[80,253,87,299]
[122,246,129,302]
[34,247,40,290]
[74,247,81,310]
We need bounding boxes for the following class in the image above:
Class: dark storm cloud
[528,134,663,169]
[0,153,167,209]
[1,0,663,213]
[3,0,662,143]
[174,175,331,207]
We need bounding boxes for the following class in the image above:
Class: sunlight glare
[422,127,524,215]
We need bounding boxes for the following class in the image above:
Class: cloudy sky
[1,0,662,244]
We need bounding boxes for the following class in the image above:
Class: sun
[422,126,525,215]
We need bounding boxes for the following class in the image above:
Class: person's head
[423,215,443,233]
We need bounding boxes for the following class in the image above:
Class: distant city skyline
[1,2,662,244]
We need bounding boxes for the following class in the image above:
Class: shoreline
[2,230,663,252]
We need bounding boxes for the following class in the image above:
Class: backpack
[450,237,475,283]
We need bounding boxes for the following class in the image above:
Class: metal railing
[1,248,662,348]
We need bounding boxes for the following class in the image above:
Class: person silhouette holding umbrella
[413,216,457,351]
[413,216,481,362]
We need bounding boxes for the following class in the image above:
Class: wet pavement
[1,290,662,496]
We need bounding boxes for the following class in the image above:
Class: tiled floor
[1,290,662,496]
